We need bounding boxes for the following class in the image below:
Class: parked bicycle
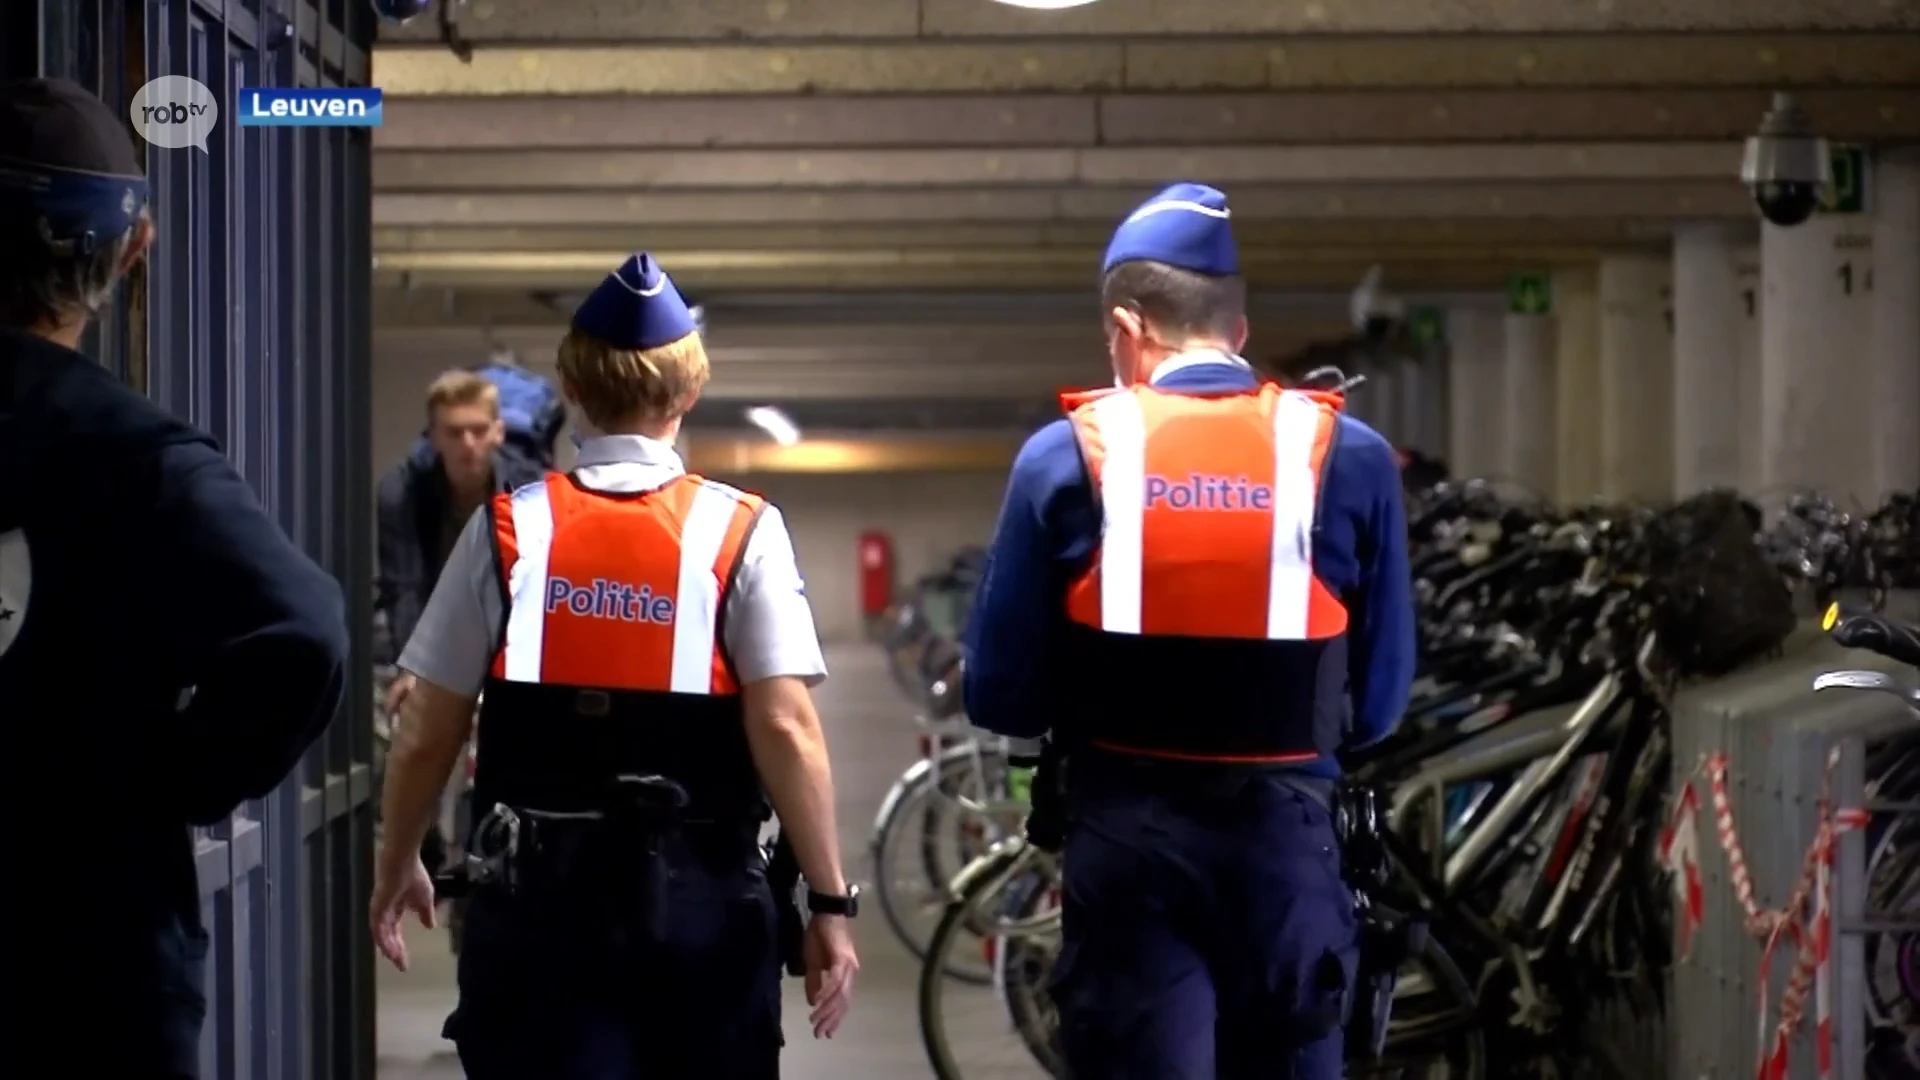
[1815,604,1920,1080]
[883,491,1917,1079]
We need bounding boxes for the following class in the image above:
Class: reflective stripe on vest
[1063,383,1348,641]
[489,473,763,693]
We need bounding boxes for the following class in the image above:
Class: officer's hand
[384,671,417,720]
[369,856,437,972]
[801,915,859,1039]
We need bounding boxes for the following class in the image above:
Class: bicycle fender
[868,756,936,850]
[947,837,1030,901]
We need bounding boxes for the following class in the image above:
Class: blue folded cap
[1101,182,1238,277]
[0,159,148,254]
[0,78,149,255]
[570,253,699,350]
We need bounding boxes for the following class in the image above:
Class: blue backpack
[414,361,567,471]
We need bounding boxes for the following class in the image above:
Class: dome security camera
[368,0,434,24]
[1350,265,1406,343]
[1740,93,1834,229]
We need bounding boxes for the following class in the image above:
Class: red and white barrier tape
[1664,748,1870,1080]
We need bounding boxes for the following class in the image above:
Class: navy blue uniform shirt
[962,356,1416,777]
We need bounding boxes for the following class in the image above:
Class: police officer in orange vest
[963,183,1416,1078]
[369,253,860,1078]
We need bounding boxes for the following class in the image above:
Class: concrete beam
[372,182,1751,232]
[373,219,1669,255]
[372,143,1741,191]
[372,258,1529,291]
[379,1,1917,45]
[372,36,1920,94]
[371,287,1502,330]
[379,319,1352,360]
[372,90,1920,151]
[683,434,1021,476]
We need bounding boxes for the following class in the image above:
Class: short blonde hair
[424,369,500,422]
[556,327,709,430]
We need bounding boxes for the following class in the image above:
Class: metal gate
[10,1,378,1077]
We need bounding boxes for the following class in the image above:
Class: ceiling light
[989,0,1102,8]
[744,406,801,446]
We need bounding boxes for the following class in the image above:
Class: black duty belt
[431,773,759,904]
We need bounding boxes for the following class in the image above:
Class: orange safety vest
[474,472,771,818]
[1055,381,1352,764]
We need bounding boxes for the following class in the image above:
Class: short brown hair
[555,327,709,430]
[1100,260,1247,342]
[424,369,500,422]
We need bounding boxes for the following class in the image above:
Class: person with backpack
[376,368,553,872]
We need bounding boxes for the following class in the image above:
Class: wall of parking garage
[4,1,379,1076]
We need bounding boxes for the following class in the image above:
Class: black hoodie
[0,328,348,1075]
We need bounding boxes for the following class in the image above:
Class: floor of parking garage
[375,644,929,1078]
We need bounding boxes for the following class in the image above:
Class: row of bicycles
[872,486,1919,1079]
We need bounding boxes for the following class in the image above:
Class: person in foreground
[0,78,349,1077]
[961,182,1417,1078]
[370,252,858,1078]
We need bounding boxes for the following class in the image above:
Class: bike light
[1822,601,1840,631]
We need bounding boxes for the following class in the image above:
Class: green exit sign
[1819,145,1868,215]
[1507,271,1552,316]
[1406,305,1446,346]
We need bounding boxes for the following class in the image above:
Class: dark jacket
[0,328,349,1075]
[375,442,542,661]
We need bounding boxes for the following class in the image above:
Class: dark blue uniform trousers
[1051,768,1358,1079]
[445,841,782,1079]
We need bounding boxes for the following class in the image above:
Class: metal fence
[1666,624,1917,1080]
[9,1,378,1076]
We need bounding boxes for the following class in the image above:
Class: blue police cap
[1101,182,1238,277]
[571,253,699,351]
[0,78,148,256]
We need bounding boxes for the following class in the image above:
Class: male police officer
[370,253,859,1078]
[0,78,349,1077]
[962,183,1416,1078]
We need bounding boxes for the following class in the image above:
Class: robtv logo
[130,76,218,153]
[237,87,383,127]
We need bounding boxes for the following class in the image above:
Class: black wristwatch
[805,883,861,918]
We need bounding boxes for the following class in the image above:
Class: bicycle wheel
[919,844,1065,1080]
[873,745,1016,982]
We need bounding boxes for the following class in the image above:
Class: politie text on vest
[545,576,675,624]
[1144,474,1274,511]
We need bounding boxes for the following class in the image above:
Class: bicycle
[1813,604,1920,1080]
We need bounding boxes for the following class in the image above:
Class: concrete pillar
[1869,149,1920,501]
[1366,357,1403,445]
[1733,246,1763,492]
[1396,345,1449,460]
[1554,268,1602,503]
[1597,256,1675,502]
[1672,222,1755,496]
[1445,309,1505,480]
[1502,313,1558,498]
[1758,200,1877,506]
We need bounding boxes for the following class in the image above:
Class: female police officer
[370,253,859,1078]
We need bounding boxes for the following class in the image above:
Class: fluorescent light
[989,0,1102,7]
[744,405,801,446]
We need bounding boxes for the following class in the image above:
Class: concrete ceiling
[369,0,1919,435]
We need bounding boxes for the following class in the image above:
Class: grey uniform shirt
[399,435,829,694]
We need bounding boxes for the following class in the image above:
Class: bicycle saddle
[1829,607,1920,668]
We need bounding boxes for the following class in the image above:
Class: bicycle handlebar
[1824,603,1920,668]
